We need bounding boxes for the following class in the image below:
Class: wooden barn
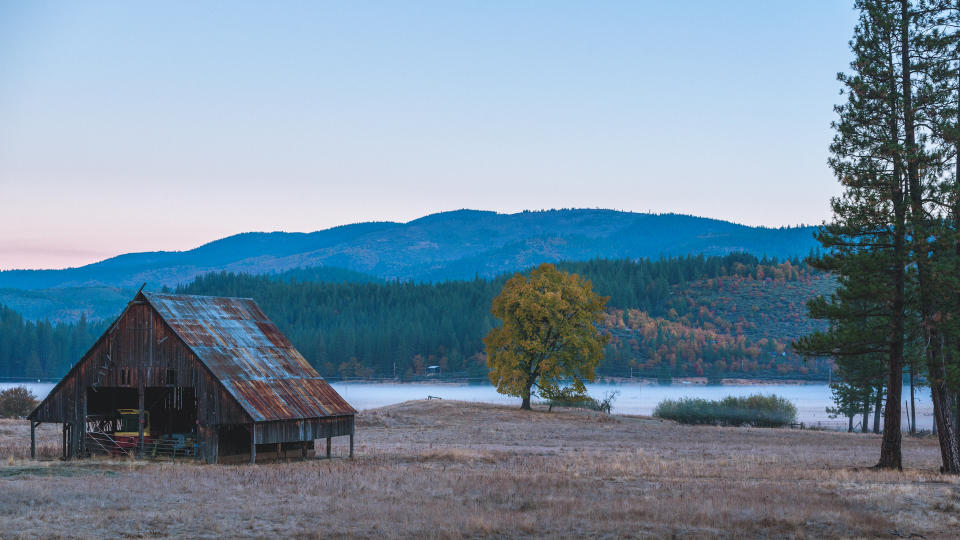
[28,290,355,463]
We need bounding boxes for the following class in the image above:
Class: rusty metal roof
[142,292,355,422]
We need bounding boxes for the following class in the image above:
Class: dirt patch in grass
[1,400,958,538]
[0,463,128,479]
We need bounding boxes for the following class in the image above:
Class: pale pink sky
[0,1,853,271]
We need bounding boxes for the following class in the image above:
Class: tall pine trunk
[900,0,960,473]
[952,30,960,463]
[954,395,959,436]
[878,7,907,469]
[929,337,960,472]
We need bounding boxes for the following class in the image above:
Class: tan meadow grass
[1,400,958,538]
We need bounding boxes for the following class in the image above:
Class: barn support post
[72,421,80,459]
[137,383,145,459]
[72,420,82,459]
[326,437,331,459]
[30,421,37,459]
[80,391,87,458]
[72,382,80,459]
[249,425,256,464]
[61,423,67,460]
[349,433,354,459]
[210,426,219,464]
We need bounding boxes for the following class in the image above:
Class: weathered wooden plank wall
[32,301,248,459]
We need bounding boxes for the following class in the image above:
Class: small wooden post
[61,423,67,460]
[326,437,331,459]
[80,391,87,458]
[277,442,282,462]
[137,384,145,458]
[349,433,354,459]
[300,442,306,460]
[30,421,36,459]
[249,426,257,464]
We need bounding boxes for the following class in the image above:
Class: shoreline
[326,376,831,386]
[2,376,834,387]
[2,379,936,429]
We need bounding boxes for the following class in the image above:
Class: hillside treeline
[0,253,826,381]
[0,306,108,379]
[174,253,823,380]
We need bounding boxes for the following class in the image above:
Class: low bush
[539,386,592,412]
[653,394,796,427]
[594,390,619,413]
[0,386,39,418]
[540,388,619,413]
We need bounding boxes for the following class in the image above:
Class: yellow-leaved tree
[484,263,609,410]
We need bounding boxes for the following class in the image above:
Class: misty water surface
[3,380,933,430]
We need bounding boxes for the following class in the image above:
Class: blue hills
[2,209,818,290]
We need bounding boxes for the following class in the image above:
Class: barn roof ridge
[144,291,257,301]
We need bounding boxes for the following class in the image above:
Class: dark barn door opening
[86,387,138,421]
[144,387,197,437]
[84,386,198,457]
[218,424,252,457]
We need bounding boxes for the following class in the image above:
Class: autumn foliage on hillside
[599,262,834,380]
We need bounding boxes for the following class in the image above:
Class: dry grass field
[1,400,959,539]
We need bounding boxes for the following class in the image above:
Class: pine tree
[795,0,910,469]
[900,0,960,472]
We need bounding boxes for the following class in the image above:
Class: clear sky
[0,1,858,270]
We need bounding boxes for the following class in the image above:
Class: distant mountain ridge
[0,209,819,290]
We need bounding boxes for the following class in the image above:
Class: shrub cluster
[541,388,619,413]
[653,394,796,427]
[0,386,39,418]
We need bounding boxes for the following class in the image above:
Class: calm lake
[3,380,933,431]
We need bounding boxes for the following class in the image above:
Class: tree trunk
[848,414,854,433]
[901,0,960,472]
[954,394,959,436]
[521,360,537,410]
[873,386,883,434]
[928,342,960,472]
[878,228,905,467]
[903,401,916,433]
[862,396,871,434]
[877,3,907,469]
[954,25,960,458]
[520,394,531,410]
[909,361,917,435]
[930,378,960,472]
